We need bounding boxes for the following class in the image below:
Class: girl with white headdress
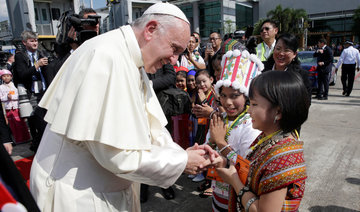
[204,48,263,211]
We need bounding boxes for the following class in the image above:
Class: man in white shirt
[335,40,360,96]
[256,19,278,61]
[30,3,217,211]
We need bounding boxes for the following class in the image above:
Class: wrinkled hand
[3,143,12,155]
[210,114,227,146]
[216,164,240,187]
[193,104,213,118]
[185,144,220,174]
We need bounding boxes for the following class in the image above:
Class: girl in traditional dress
[206,48,263,211]
[0,69,30,143]
[191,69,216,183]
[213,70,310,212]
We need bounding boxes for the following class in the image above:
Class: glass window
[236,4,252,30]
[199,1,221,37]
[42,8,48,21]
[35,8,39,21]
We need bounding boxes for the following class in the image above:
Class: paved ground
[11,70,360,212]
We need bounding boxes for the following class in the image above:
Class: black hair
[176,70,187,79]
[261,19,277,28]
[210,31,221,38]
[190,34,198,43]
[195,69,211,79]
[191,33,198,43]
[79,8,96,18]
[318,38,327,44]
[249,71,310,133]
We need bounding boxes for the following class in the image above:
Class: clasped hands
[184,114,229,175]
[185,143,220,175]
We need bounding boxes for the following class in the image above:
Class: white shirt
[336,46,360,69]
[0,82,18,109]
[256,40,276,61]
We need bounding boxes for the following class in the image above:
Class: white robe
[30,25,188,212]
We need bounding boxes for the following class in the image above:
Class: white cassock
[30,25,188,212]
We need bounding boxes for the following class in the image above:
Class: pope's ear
[144,20,159,41]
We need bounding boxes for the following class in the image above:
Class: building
[258,0,360,46]
[169,0,258,40]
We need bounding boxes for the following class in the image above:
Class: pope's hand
[185,144,220,174]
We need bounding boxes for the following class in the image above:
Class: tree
[266,5,309,34]
[353,6,360,39]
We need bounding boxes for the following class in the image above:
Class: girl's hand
[211,155,227,168]
[198,89,206,102]
[216,164,240,188]
[210,114,227,146]
[7,93,12,100]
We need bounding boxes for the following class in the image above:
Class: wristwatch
[237,185,250,205]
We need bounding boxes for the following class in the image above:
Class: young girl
[172,69,190,149]
[207,49,263,211]
[186,69,198,148]
[175,70,187,91]
[214,71,310,212]
[191,69,216,183]
[0,69,30,143]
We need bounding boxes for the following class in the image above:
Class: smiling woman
[263,33,312,102]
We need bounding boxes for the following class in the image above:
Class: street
[11,71,360,212]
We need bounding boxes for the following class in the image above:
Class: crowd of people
[0,2,359,212]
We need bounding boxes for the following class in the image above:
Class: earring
[273,115,278,124]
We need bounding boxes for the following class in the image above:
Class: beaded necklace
[224,106,249,141]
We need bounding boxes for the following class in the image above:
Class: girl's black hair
[176,71,187,78]
[249,71,310,133]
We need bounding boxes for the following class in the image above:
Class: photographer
[45,8,100,86]
[12,31,48,152]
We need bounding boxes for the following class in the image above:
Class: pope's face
[142,19,190,74]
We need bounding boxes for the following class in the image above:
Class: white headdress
[215,50,264,96]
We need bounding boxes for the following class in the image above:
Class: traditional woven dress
[205,112,260,212]
[246,132,307,212]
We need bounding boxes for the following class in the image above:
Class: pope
[30,3,218,212]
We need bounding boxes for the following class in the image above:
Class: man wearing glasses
[204,32,222,79]
[256,19,278,61]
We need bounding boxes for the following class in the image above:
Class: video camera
[57,10,100,45]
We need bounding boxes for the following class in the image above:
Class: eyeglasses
[274,46,294,54]
[209,37,221,41]
[261,27,271,32]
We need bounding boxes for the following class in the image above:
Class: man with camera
[204,32,222,79]
[45,8,101,86]
[13,31,48,152]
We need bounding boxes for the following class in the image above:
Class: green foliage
[223,19,236,34]
[353,6,360,38]
[265,5,309,34]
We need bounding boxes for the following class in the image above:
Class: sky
[0,0,107,22]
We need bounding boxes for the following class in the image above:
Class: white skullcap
[143,2,190,24]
